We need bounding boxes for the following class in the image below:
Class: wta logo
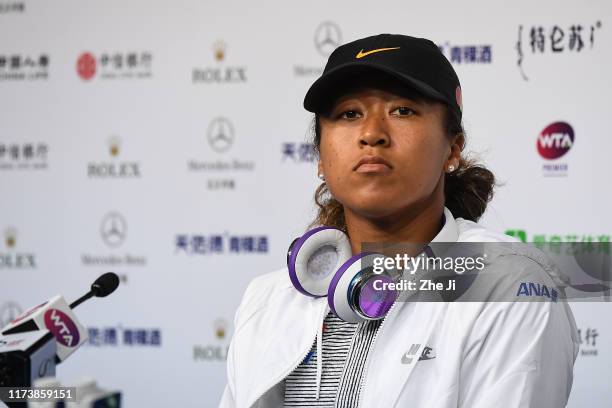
[537,122,574,160]
[44,309,80,347]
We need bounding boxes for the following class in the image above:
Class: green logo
[505,229,527,243]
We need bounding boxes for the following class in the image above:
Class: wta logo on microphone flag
[2,295,88,361]
[43,309,80,347]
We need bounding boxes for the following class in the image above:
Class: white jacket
[220,211,580,408]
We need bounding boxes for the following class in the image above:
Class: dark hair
[309,104,496,229]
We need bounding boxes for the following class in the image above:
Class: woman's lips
[354,155,393,174]
[356,163,392,173]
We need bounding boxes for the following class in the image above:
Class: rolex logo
[193,41,246,83]
[5,228,16,248]
[109,136,120,157]
[88,136,140,178]
[214,318,228,340]
[214,41,226,62]
[1,228,36,269]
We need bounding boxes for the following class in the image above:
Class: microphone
[2,295,87,364]
[2,272,120,363]
[70,272,120,309]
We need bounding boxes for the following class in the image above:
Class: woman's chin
[345,199,406,220]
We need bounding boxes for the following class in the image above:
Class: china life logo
[537,121,574,177]
[193,318,229,362]
[0,53,49,81]
[0,227,36,269]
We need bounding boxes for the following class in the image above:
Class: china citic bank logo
[537,121,574,159]
[77,52,96,80]
[44,309,80,347]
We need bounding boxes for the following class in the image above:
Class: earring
[318,173,326,181]
[447,164,455,173]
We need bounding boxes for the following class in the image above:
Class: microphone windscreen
[91,272,120,297]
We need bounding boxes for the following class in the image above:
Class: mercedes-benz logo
[314,21,342,57]
[207,117,235,153]
[100,212,127,248]
[0,302,22,328]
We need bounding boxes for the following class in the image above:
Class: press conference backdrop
[0,0,610,406]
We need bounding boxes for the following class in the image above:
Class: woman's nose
[359,112,390,147]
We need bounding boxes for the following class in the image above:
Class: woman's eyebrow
[331,98,361,110]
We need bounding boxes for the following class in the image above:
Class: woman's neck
[343,200,445,255]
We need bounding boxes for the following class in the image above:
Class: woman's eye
[340,110,361,119]
[392,107,416,116]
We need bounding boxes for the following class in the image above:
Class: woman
[220,34,579,408]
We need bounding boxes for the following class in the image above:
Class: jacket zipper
[333,316,361,405]
[249,301,329,408]
[356,299,400,408]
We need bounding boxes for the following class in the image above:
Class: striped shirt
[284,311,382,407]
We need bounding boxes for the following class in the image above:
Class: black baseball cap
[303,34,463,121]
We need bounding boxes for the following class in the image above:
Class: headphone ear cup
[328,253,398,323]
[287,237,300,267]
[327,253,371,323]
[287,227,352,297]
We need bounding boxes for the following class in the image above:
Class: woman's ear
[445,133,464,172]
[449,133,464,161]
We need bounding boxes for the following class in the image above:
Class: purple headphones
[287,226,399,323]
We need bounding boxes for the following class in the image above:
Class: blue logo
[438,43,492,65]
[302,350,315,364]
[516,282,558,302]
[87,326,161,347]
[281,143,316,163]
[176,234,269,255]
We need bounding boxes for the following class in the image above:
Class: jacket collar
[433,207,459,243]
[423,207,459,258]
